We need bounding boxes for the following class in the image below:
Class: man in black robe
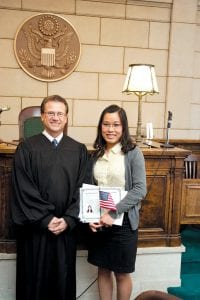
[11,95,88,300]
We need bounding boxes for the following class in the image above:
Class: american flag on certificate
[99,191,117,211]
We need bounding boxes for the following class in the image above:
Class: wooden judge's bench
[0,140,199,253]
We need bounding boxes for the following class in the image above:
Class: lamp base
[160,143,175,148]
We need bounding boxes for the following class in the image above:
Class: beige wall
[0,0,199,144]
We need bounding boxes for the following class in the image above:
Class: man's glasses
[44,111,66,118]
[102,123,122,129]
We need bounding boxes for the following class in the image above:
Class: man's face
[41,101,68,137]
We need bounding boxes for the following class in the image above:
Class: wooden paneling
[0,150,16,253]
[138,147,189,247]
[0,141,192,252]
[181,179,200,224]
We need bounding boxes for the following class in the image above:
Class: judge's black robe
[11,134,88,300]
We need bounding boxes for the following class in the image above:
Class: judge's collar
[42,130,63,143]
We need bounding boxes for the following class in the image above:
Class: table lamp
[122,64,159,143]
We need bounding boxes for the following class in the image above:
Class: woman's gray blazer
[109,146,147,230]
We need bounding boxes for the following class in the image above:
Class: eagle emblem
[14,13,81,81]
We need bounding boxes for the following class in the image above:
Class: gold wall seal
[14,13,81,82]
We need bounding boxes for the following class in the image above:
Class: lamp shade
[122,64,159,94]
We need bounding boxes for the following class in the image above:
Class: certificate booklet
[79,184,126,226]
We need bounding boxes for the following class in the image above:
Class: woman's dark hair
[93,105,136,158]
[41,95,68,114]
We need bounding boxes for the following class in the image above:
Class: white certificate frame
[79,185,125,225]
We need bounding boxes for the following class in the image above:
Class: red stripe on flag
[99,191,116,211]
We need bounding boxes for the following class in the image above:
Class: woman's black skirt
[87,213,138,273]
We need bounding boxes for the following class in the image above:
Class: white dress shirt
[94,143,125,189]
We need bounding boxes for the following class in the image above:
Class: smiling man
[11,95,88,300]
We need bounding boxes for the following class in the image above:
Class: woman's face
[101,112,123,149]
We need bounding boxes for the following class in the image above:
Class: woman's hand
[100,212,114,227]
[89,222,102,232]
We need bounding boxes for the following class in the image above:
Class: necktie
[52,139,58,147]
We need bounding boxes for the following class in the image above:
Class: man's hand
[48,217,68,235]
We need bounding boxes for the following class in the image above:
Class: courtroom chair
[19,106,68,140]
[184,153,200,179]
[134,290,182,300]
[19,106,43,140]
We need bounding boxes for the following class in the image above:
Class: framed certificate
[79,185,125,225]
